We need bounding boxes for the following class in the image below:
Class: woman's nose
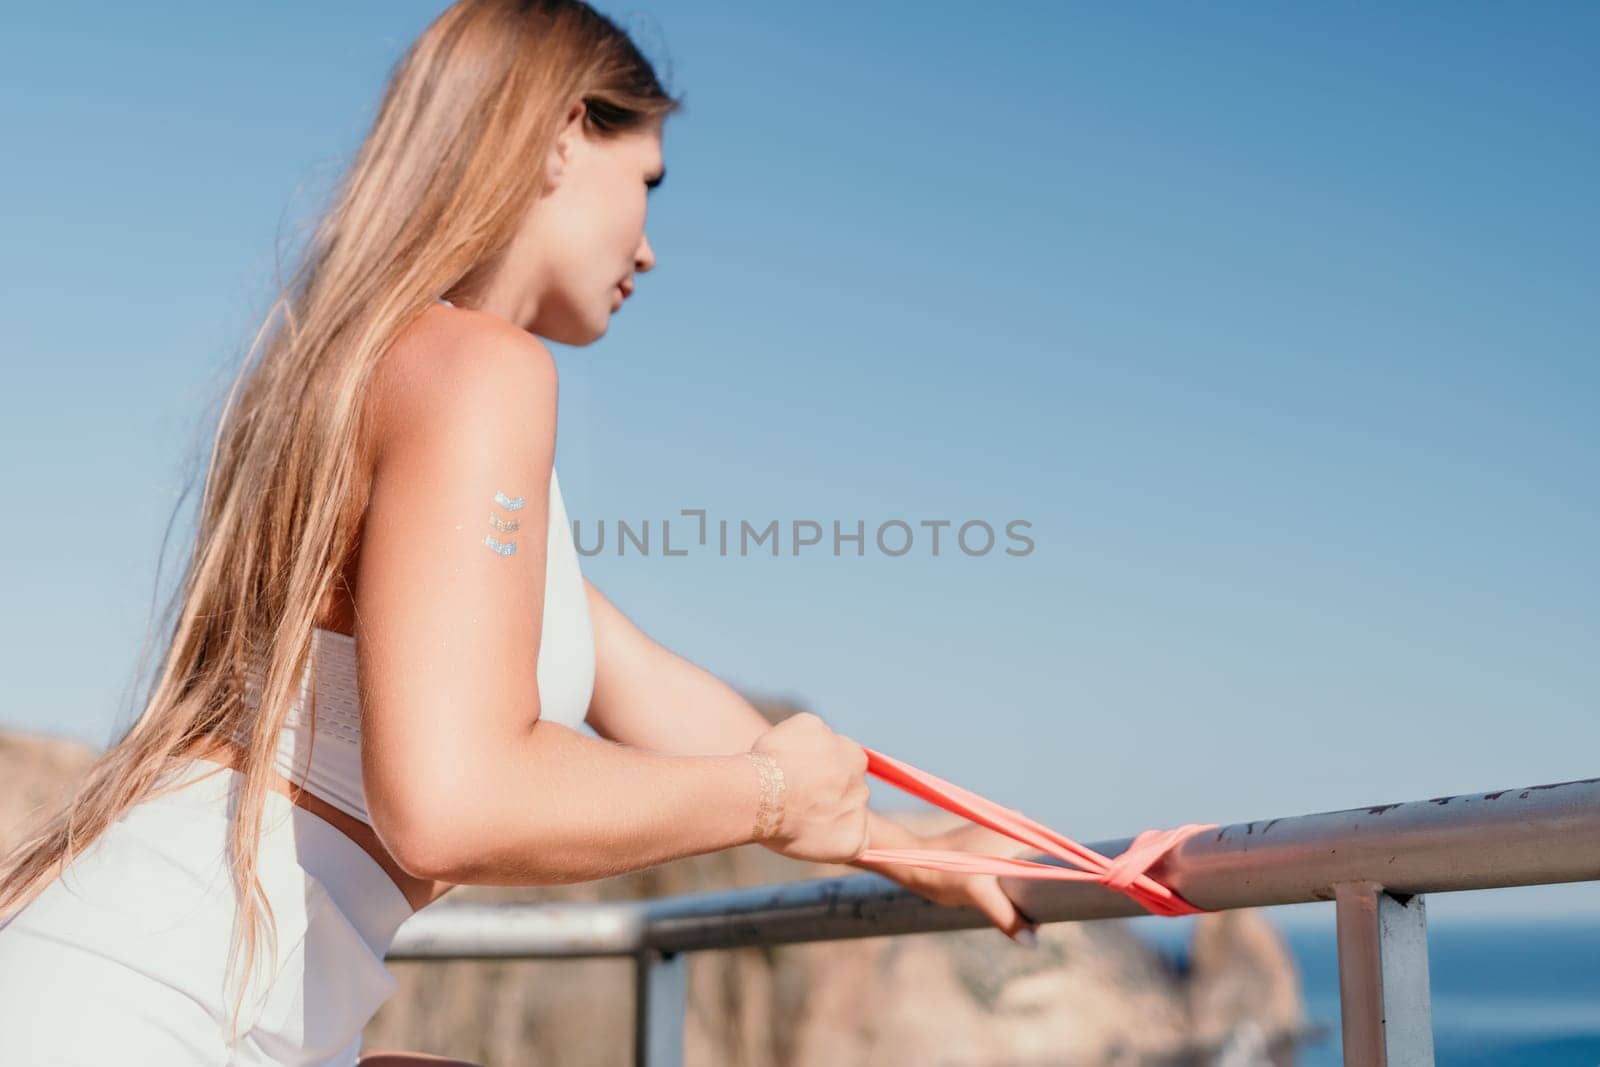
[635,234,656,274]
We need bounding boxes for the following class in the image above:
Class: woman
[0,2,1038,1063]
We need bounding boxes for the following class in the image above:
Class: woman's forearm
[589,652,928,871]
[590,647,773,755]
[409,719,764,886]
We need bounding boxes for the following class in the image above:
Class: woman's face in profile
[521,114,664,345]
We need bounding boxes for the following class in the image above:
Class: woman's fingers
[971,874,1039,947]
[911,825,1041,946]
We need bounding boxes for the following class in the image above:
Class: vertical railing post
[633,946,688,1067]
[1334,880,1435,1066]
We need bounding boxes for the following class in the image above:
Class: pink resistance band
[853,746,1217,917]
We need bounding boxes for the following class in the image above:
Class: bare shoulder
[367,302,558,464]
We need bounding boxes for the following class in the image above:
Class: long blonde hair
[0,0,681,1045]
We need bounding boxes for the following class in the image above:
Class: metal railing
[386,773,1600,1066]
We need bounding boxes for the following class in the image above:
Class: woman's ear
[545,97,587,190]
[544,140,567,189]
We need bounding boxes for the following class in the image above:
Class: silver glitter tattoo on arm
[483,489,526,557]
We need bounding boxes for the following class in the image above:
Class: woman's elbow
[367,786,477,882]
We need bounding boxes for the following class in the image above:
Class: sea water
[1130,911,1600,1065]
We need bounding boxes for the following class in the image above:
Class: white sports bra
[230,297,594,826]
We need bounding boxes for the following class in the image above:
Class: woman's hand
[862,822,1042,947]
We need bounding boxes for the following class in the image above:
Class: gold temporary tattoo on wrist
[746,751,786,842]
[483,489,526,556]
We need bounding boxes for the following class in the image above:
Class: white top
[231,390,595,825]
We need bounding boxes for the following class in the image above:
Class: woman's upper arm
[353,323,559,876]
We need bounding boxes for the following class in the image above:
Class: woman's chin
[577,316,611,345]
[533,313,609,347]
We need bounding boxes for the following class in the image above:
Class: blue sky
[1,3,1595,920]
